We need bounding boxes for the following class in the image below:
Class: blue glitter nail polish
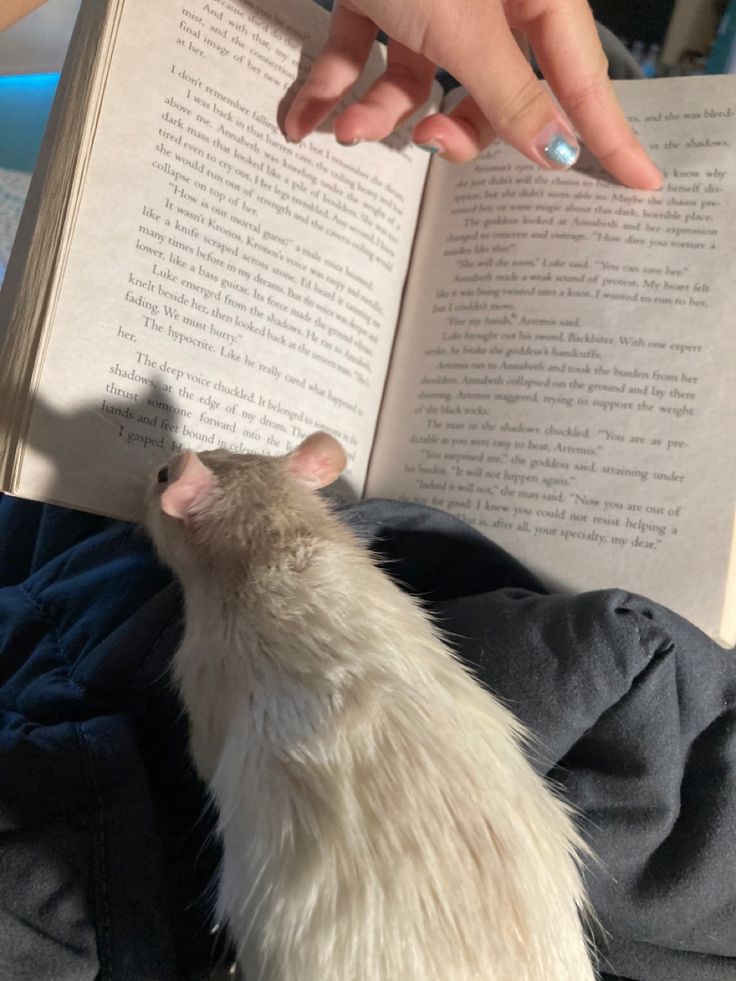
[544,134,579,168]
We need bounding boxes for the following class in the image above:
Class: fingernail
[336,138,361,147]
[415,140,444,155]
[535,122,579,169]
[285,134,301,145]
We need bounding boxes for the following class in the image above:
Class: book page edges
[0,0,118,488]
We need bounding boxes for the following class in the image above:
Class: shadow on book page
[12,381,358,520]
[573,144,620,186]
[16,379,179,521]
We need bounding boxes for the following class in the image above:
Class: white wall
[0,0,82,75]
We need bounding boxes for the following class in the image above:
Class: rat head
[145,432,347,583]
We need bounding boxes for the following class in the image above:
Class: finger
[412,96,497,162]
[525,1,663,189]
[283,3,376,142]
[333,40,436,144]
[424,6,582,173]
[409,26,526,163]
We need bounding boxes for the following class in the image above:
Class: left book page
[2,0,431,520]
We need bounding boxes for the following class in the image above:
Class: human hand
[283,0,663,190]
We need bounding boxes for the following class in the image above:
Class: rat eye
[157,466,169,484]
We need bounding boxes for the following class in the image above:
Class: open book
[1,0,734,644]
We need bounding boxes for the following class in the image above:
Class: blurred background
[593,0,736,76]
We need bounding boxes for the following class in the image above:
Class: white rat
[145,432,596,981]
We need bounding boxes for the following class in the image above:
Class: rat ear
[160,451,216,521]
[285,432,347,490]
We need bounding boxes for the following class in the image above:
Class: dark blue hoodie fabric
[0,493,734,980]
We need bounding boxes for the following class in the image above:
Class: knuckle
[555,59,611,111]
[303,73,338,100]
[496,75,548,131]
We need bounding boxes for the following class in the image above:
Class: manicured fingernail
[415,140,444,155]
[535,122,579,169]
[336,138,361,147]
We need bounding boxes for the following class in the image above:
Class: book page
[15,0,432,519]
[368,76,736,642]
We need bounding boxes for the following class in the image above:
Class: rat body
[146,433,595,981]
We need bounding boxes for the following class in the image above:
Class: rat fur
[145,432,596,981]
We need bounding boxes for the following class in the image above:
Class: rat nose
[157,466,169,483]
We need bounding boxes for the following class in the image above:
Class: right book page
[367,76,736,643]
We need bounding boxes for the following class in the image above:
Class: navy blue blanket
[1,493,734,980]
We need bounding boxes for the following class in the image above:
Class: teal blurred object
[707,0,736,73]
[0,72,59,173]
